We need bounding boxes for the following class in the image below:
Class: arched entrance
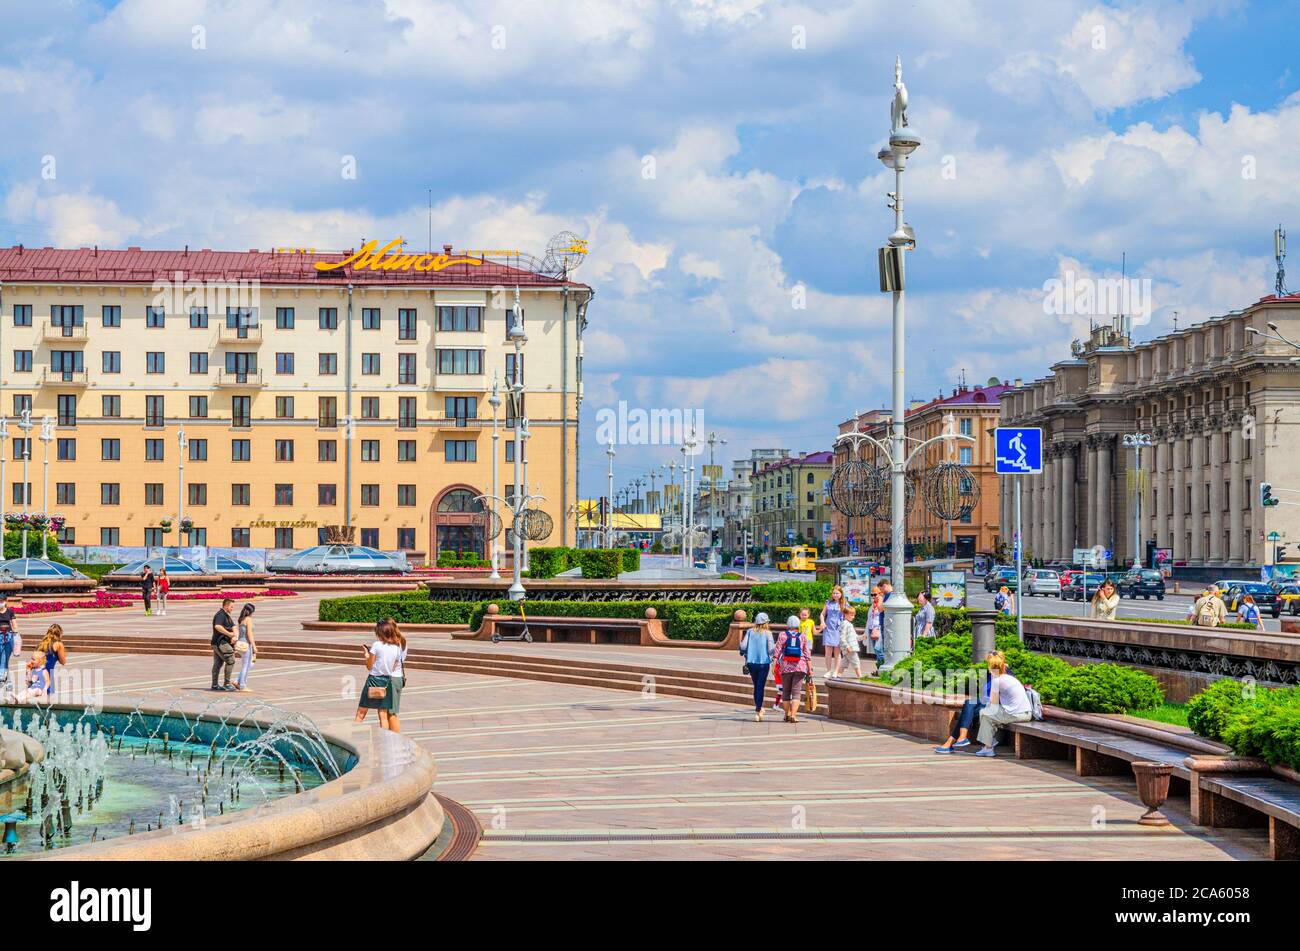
[430,486,487,560]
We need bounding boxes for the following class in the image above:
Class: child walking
[839,604,863,679]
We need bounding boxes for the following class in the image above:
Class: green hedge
[1188,678,1300,770]
[524,546,640,579]
[436,551,490,568]
[319,596,480,625]
[1187,678,1252,742]
[573,548,623,579]
[749,580,831,602]
[70,563,124,581]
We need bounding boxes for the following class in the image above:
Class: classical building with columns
[998,292,1300,569]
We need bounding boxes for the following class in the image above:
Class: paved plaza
[30,592,1269,861]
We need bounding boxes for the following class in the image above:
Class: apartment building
[751,450,833,555]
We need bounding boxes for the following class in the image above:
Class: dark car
[1224,582,1281,619]
[983,566,1019,592]
[1060,571,1110,601]
[1118,569,1166,600]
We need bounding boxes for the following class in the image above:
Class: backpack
[1195,597,1220,627]
[1025,686,1043,721]
[783,631,804,659]
[994,592,1007,611]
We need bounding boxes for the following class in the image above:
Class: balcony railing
[40,368,88,387]
[434,414,484,429]
[215,369,265,388]
[42,321,88,343]
[218,324,263,344]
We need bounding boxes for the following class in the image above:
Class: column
[1061,444,1077,556]
[1171,432,1186,560]
[1229,416,1245,564]
[1153,438,1169,550]
[1032,472,1045,561]
[1084,440,1097,545]
[1188,429,1204,564]
[1096,435,1112,554]
[1045,450,1058,561]
[1209,426,1225,565]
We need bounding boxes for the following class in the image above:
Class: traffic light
[1279,546,1289,562]
[1261,483,1280,507]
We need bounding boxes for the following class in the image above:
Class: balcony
[42,321,88,343]
[40,368,88,387]
[217,324,263,345]
[215,369,265,388]
[434,414,484,430]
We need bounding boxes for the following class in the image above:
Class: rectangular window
[11,482,30,505]
[505,441,515,463]
[398,352,416,384]
[318,484,337,505]
[146,352,165,373]
[146,306,165,328]
[57,482,76,505]
[360,397,379,420]
[397,484,417,506]
[102,351,121,373]
[361,307,381,330]
[361,484,380,506]
[188,483,207,506]
[13,351,32,373]
[399,308,419,339]
[57,394,77,426]
[189,395,208,418]
[57,438,76,461]
[318,397,337,427]
[318,307,338,330]
[275,396,295,419]
[145,395,165,427]
[436,348,483,375]
[231,439,251,462]
[275,352,295,375]
[444,396,477,425]
[189,307,209,329]
[56,526,74,544]
[318,439,337,462]
[14,304,32,326]
[437,306,482,332]
[361,440,380,462]
[445,439,476,462]
[145,438,164,461]
[398,397,417,429]
[319,353,338,375]
[226,307,258,333]
[101,483,120,505]
[959,418,973,436]
[14,395,31,416]
[232,396,251,428]
[189,438,208,461]
[361,353,381,375]
[50,351,84,380]
[959,447,973,464]
[102,305,121,327]
[101,527,120,545]
[506,353,524,386]
[397,527,416,550]
[145,483,165,505]
[274,527,294,549]
[189,352,208,374]
[231,528,251,548]
[101,438,120,461]
[102,395,121,418]
[276,307,295,329]
[275,483,294,505]
[51,305,83,331]
[397,440,417,461]
[275,439,295,462]
[232,484,250,505]
[190,527,207,546]
[142,527,164,547]
[360,528,379,548]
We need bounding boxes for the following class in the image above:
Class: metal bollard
[969,609,996,664]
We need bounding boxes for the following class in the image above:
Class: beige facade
[999,295,1300,568]
[751,451,833,554]
[0,246,591,561]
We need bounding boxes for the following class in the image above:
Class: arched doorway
[430,486,487,560]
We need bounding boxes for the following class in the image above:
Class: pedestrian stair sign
[995,427,1043,475]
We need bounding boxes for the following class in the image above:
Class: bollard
[969,609,997,664]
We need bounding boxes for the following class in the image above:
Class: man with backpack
[774,614,812,723]
[1191,586,1227,628]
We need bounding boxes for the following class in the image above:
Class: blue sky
[1,0,1298,498]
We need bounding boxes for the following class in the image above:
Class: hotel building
[0,243,592,561]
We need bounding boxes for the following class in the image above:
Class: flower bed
[11,588,297,615]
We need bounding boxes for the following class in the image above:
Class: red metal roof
[0,245,588,289]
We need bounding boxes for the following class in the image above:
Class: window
[102,395,121,418]
[318,397,338,427]
[275,352,295,375]
[318,440,337,462]
[275,439,295,462]
[959,418,973,436]
[275,483,294,505]
[319,307,338,330]
[506,352,524,385]
[56,481,77,505]
[224,352,257,379]
[144,528,166,547]
[505,308,521,337]
[445,439,476,462]
[398,527,416,550]
[189,307,209,328]
[360,397,379,420]
[231,528,251,548]
[361,353,381,375]
[398,352,416,384]
[14,304,32,326]
[145,483,165,505]
[13,395,31,416]
[274,527,294,549]
[101,483,120,505]
[101,438,120,461]
[398,308,418,339]
[361,440,380,462]
[189,352,208,374]
[318,483,337,505]
[190,527,207,546]
[51,304,83,331]
[56,438,75,461]
[397,440,417,461]
[226,307,258,334]
[319,353,338,375]
[145,395,165,427]
[102,351,121,373]
[11,482,29,505]
[189,395,208,418]
[444,396,477,425]
[436,348,483,375]
[362,307,381,330]
[232,484,251,505]
[361,484,380,506]
[146,306,165,328]
[506,393,524,428]
[360,528,379,548]
[56,526,74,545]
[437,489,484,513]
[13,351,31,372]
[398,397,417,429]
[275,396,295,419]
[275,307,295,329]
[145,439,164,461]
[188,483,207,505]
[146,352,165,373]
[57,394,77,426]
[959,447,973,465]
[437,305,482,332]
[398,484,417,506]
[101,527,120,546]
[51,350,84,380]
[189,438,208,461]
[102,305,121,327]
[505,441,515,462]
[232,396,251,428]
[232,439,251,462]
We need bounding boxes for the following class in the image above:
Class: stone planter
[1132,761,1175,826]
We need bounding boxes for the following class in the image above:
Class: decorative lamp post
[507,287,528,601]
[488,373,502,579]
[18,410,32,559]
[39,416,53,559]
[606,441,616,548]
[0,417,7,535]
[177,427,188,552]
[1122,432,1152,567]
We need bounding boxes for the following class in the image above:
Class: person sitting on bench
[934,652,1008,754]
[975,652,1033,757]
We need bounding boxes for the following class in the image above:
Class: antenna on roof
[1172,310,1179,332]
[428,189,433,254]
[1276,225,1288,297]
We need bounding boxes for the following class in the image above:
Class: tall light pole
[177,426,188,553]
[0,417,7,541]
[18,410,32,559]
[606,441,616,548]
[521,416,532,571]
[343,283,354,541]
[39,416,53,558]
[1123,432,1152,567]
[488,373,502,579]
[633,477,644,514]
[878,56,922,668]
[507,287,528,601]
[647,468,659,514]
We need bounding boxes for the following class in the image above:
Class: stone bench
[1184,758,1300,860]
[1007,719,1195,796]
[476,614,664,646]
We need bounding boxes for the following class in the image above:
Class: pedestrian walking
[994,585,1015,617]
[818,585,846,678]
[774,614,812,723]
[355,618,408,733]
[232,603,258,691]
[975,652,1033,757]
[839,604,863,679]
[1090,579,1120,621]
[913,590,936,643]
[0,594,20,695]
[210,598,238,691]
[739,612,775,721]
[1237,594,1265,631]
[1192,586,1227,628]
[140,565,155,617]
[156,568,170,616]
[867,586,884,670]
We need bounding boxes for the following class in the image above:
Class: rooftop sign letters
[314,238,483,273]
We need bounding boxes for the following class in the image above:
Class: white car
[1024,569,1061,597]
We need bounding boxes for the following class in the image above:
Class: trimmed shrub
[526,547,572,579]
[573,548,623,579]
[70,563,123,581]
[1037,663,1164,714]
[621,548,641,572]
[319,597,479,625]
[1186,678,1255,742]
[1220,693,1300,771]
[749,580,831,603]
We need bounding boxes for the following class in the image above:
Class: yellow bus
[775,546,818,572]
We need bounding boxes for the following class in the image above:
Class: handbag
[234,638,248,654]
[366,679,389,701]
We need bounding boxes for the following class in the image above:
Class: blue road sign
[994,427,1043,475]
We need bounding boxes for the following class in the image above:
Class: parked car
[1118,568,1166,600]
[1215,578,1257,596]
[1224,582,1281,619]
[1059,571,1109,601]
[1023,569,1061,597]
[983,566,1019,592]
